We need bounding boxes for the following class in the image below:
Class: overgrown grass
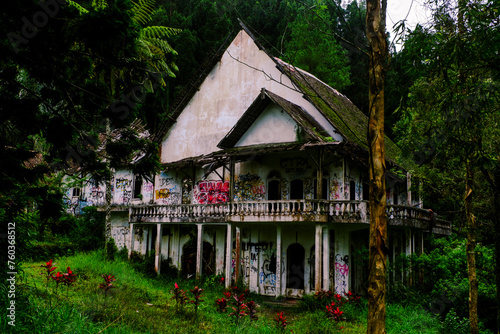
[3,251,454,333]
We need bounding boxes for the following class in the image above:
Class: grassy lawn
[5,251,443,333]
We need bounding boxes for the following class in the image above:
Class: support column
[155,224,162,275]
[334,229,350,294]
[322,227,330,291]
[235,227,241,282]
[276,225,282,297]
[128,223,135,259]
[196,224,204,279]
[172,226,180,267]
[315,224,323,293]
[407,172,412,205]
[405,229,412,285]
[225,224,232,288]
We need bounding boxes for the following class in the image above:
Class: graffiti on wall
[356,182,362,201]
[386,189,392,204]
[335,254,349,294]
[330,177,341,200]
[156,188,181,204]
[142,182,154,203]
[111,226,130,249]
[280,157,311,177]
[234,173,266,201]
[281,178,289,200]
[115,176,133,204]
[155,174,180,204]
[259,251,277,294]
[194,180,229,204]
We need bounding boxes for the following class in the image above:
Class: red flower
[175,282,179,289]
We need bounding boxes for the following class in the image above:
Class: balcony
[128,200,451,234]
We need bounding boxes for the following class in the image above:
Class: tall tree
[394,1,500,331]
[365,0,388,333]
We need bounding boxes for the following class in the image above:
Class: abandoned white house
[64,27,451,298]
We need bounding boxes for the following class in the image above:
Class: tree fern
[66,0,89,14]
[130,0,156,26]
[92,0,108,11]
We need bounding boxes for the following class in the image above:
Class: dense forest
[1,0,499,333]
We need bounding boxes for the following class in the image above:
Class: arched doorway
[286,243,305,290]
[181,241,214,276]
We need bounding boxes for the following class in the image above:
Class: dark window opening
[268,180,281,200]
[363,183,369,201]
[290,179,304,200]
[313,178,329,199]
[134,176,143,199]
[393,187,399,205]
[349,180,356,201]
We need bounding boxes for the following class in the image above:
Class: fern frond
[130,0,156,26]
[141,37,178,56]
[92,0,108,11]
[66,0,89,14]
[140,26,181,39]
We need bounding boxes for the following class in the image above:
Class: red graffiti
[194,180,229,204]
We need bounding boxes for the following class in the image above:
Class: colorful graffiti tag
[193,180,229,204]
[335,254,349,294]
[234,173,266,201]
[330,177,341,200]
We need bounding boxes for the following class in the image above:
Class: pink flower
[175,282,179,289]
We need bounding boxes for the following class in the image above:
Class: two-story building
[65,26,451,297]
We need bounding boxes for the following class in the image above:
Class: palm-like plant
[130,0,180,83]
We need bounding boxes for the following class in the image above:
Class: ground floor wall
[109,214,425,297]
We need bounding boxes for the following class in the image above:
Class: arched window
[290,179,304,200]
[267,171,281,201]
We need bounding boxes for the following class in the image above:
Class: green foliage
[69,206,105,252]
[285,2,351,90]
[105,237,118,261]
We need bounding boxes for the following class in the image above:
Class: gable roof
[218,88,330,149]
[274,59,401,162]
[155,22,401,166]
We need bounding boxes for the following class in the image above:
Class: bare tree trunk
[465,159,479,334]
[366,1,388,333]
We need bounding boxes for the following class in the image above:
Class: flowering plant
[189,286,204,315]
[274,311,287,330]
[99,274,116,296]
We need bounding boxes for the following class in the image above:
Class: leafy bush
[105,237,118,261]
[69,206,105,252]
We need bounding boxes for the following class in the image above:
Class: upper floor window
[133,175,143,199]
[349,180,356,201]
[72,187,81,198]
[267,170,281,201]
[290,179,304,200]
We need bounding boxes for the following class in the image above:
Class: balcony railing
[128,200,450,234]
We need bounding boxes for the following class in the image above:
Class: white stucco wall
[160,30,343,164]
[235,104,299,147]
